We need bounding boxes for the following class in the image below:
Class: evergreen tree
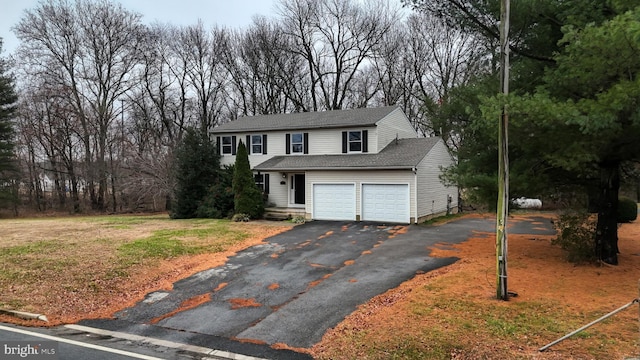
[411,0,640,264]
[232,140,264,219]
[170,128,221,219]
[196,165,235,219]
[0,39,19,210]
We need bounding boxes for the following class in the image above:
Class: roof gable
[212,106,400,133]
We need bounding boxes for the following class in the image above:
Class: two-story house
[211,106,458,224]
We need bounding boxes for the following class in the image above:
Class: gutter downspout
[413,167,418,224]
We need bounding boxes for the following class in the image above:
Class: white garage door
[313,184,356,221]
[362,184,410,223]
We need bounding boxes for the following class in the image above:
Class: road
[0,323,229,360]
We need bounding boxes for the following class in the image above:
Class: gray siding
[375,108,418,152]
[416,139,458,218]
[264,171,288,207]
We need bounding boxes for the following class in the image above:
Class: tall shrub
[171,128,220,219]
[232,141,264,219]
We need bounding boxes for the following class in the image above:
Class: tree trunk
[595,162,620,265]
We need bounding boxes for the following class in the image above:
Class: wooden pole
[496,0,510,301]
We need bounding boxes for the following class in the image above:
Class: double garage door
[313,183,410,223]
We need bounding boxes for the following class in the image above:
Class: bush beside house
[232,140,264,219]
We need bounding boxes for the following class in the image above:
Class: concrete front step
[263,212,292,221]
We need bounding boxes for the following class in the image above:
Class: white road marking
[0,324,163,360]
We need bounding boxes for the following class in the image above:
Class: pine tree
[170,128,221,219]
[0,39,19,210]
[232,140,264,219]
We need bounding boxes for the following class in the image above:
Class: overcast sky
[1,0,278,55]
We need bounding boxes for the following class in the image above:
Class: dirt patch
[228,298,262,309]
[308,274,333,289]
[214,283,228,292]
[268,283,280,290]
[150,293,211,324]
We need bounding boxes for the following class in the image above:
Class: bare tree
[222,17,306,116]
[173,21,229,133]
[405,12,487,149]
[277,0,398,111]
[14,0,144,211]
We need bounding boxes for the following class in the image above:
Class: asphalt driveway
[80,216,555,359]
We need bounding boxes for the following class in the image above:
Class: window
[291,133,304,153]
[348,131,362,152]
[251,135,262,154]
[342,130,367,153]
[254,173,269,194]
[286,133,308,154]
[247,134,267,155]
[221,136,233,155]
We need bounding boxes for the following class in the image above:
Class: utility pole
[496,0,510,301]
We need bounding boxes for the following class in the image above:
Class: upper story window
[247,134,267,155]
[286,133,308,154]
[348,131,362,152]
[217,135,236,155]
[222,136,233,154]
[251,135,262,154]
[342,130,368,154]
[291,133,304,153]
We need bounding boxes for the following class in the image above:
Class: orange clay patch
[387,226,409,238]
[361,250,372,255]
[341,225,349,232]
[344,260,355,266]
[213,282,228,292]
[270,253,280,259]
[149,293,211,324]
[272,342,312,354]
[268,283,280,290]
[309,263,325,268]
[318,231,334,239]
[296,240,312,248]
[349,279,358,283]
[232,337,267,345]
[308,274,333,288]
[228,298,262,309]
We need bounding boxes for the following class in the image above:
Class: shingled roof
[253,137,442,171]
[212,106,400,133]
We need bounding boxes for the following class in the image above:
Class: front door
[291,174,305,205]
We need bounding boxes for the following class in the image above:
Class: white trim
[347,129,363,153]
[311,182,357,221]
[221,135,233,155]
[250,134,263,155]
[360,182,411,224]
[288,173,306,206]
[290,132,305,154]
[414,168,418,224]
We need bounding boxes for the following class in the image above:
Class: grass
[420,212,465,226]
[0,214,290,318]
[117,224,250,265]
